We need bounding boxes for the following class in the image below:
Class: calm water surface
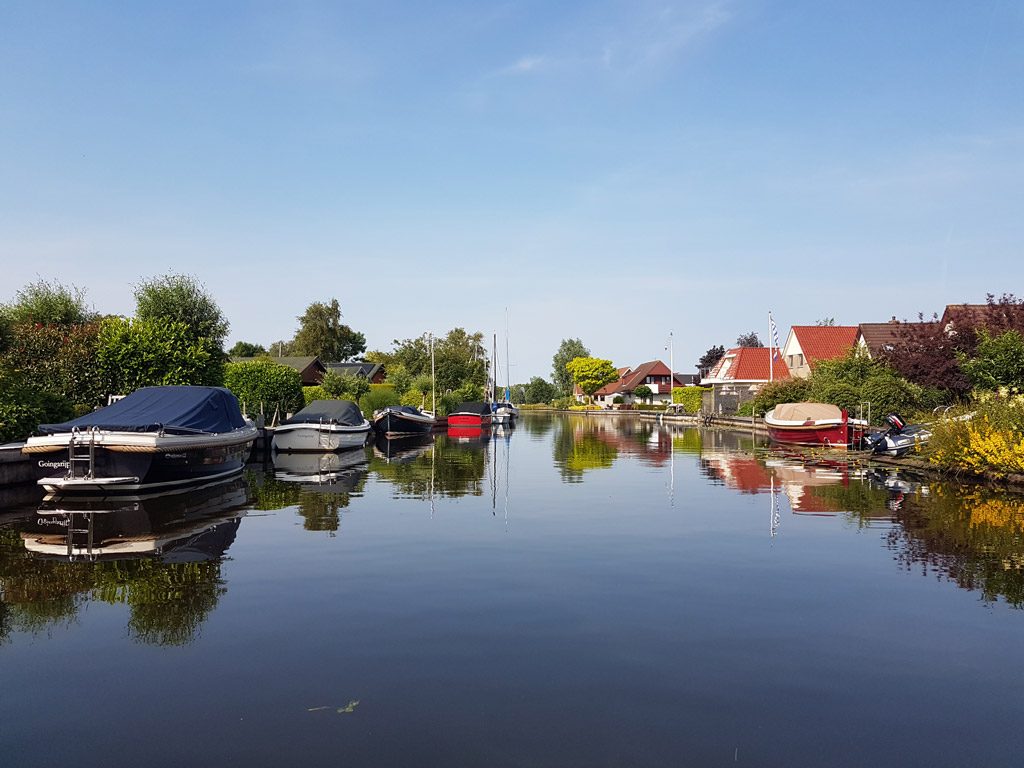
[2,413,1022,767]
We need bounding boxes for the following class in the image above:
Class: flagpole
[769,311,774,382]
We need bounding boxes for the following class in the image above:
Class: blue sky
[2,1,1022,381]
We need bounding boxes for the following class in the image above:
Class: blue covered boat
[23,386,258,493]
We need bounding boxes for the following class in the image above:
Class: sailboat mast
[492,332,498,403]
[505,307,511,401]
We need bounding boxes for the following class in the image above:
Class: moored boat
[492,401,519,425]
[372,405,436,436]
[23,386,257,494]
[865,413,933,457]
[447,401,493,429]
[272,400,371,452]
[764,402,868,448]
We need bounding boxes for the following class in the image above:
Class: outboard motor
[884,414,906,433]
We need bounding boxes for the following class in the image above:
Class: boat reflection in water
[3,477,251,646]
[23,477,251,562]
[255,449,370,534]
[372,433,434,464]
[272,447,368,486]
[372,433,487,499]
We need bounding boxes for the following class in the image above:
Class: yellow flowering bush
[929,397,1024,477]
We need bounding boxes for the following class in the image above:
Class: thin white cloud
[490,1,734,81]
[498,55,548,76]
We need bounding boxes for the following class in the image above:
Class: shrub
[735,401,755,417]
[612,395,624,404]
[751,379,812,416]
[860,372,926,421]
[0,371,74,442]
[96,316,223,395]
[359,384,400,418]
[960,329,1024,393]
[672,386,709,415]
[303,386,329,405]
[0,320,105,408]
[322,370,370,400]
[929,397,1024,477]
[224,358,303,415]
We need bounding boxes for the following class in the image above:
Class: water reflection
[250,448,369,533]
[370,433,487,499]
[1,477,249,646]
[689,430,1024,606]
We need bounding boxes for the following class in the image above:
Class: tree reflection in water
[249,450,369,534]
[702,445,1024,608]
[370,434,486,499]
[0,478,248,645]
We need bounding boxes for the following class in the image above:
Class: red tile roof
[620,360,671,392]
[791,326,858,366]
[706,347,789,382]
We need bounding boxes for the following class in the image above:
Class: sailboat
[492,316,519,425]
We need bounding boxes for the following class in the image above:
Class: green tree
[321,370,370,401]
[960,330,1024,393]
[386,363,413,395]
[228,341,266,357]
[411,374,434,408]
[133,273,229,349]
[97,317,224,395]
[0,320,106,407]
[633,384,653,404]
[434,328,487,393]
[291,299,366,363]
[223,357,304,413]
[696,345,725,377]
[552,338,590,396]
[566,357,619,402]
[1,279,95,326]
[736,331,763,348]
[524,376,557,404]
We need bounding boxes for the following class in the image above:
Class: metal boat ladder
[67,426,99,480]
[65,511,96,560]
[318,418,332,450]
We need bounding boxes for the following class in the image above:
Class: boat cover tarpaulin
[384,406,426,416]
[38,387,248,435]
[282,400,365,426]
[771,402,843,422]
[452,402,491,416]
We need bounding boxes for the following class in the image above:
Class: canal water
[1,413,1022,767]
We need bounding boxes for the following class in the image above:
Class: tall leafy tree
[366,329,487,394]
[1,279,95,326]
[133,273,229,349]
[524,376,557,404]
[696,345,725,377]
[566,357,619,401]
[883,295,1024,398]
[228,341,266,357]
[736,331,763,347]
[291,298,366,363]
[434,328,487,393]
[552,338,590,396]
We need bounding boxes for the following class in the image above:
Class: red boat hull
[447,413,493,428]
[766,423,851,447]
